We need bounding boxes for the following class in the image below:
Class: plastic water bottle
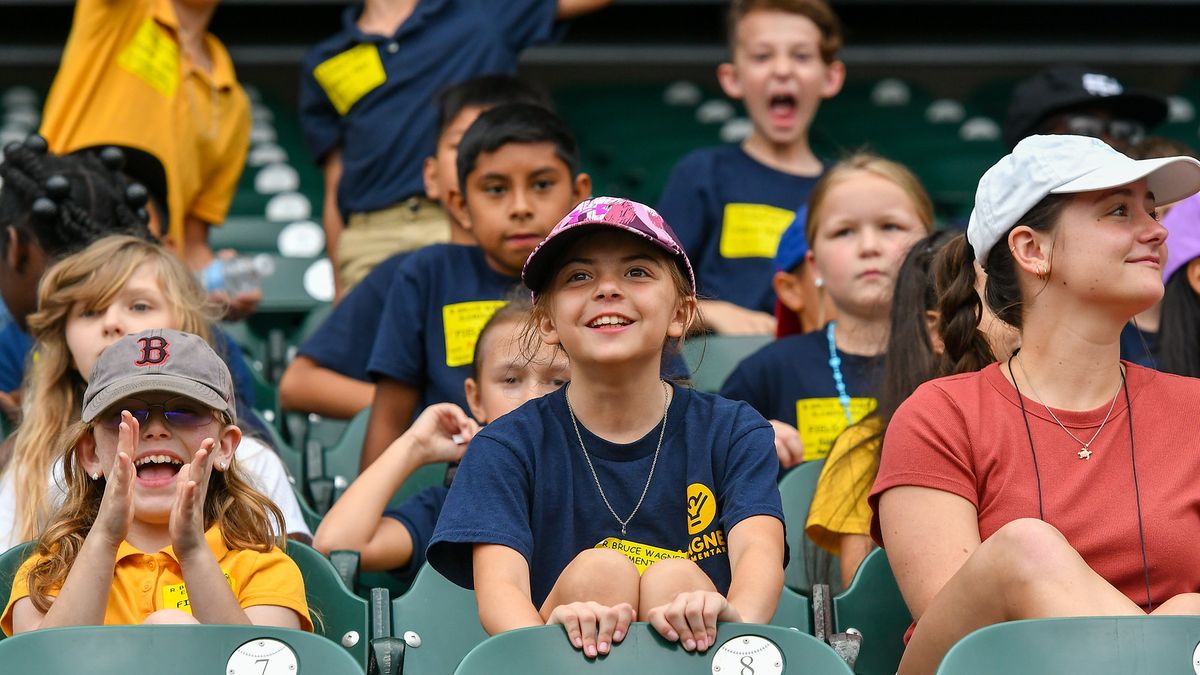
[202,254,276,295]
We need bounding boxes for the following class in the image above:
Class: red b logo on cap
[135,336,169,366]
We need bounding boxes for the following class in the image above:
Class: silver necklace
[566,381,669,535]
[1013,354,1123,460]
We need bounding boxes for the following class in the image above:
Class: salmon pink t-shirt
[870,362,1200,609]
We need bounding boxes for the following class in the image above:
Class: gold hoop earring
[1036,264,1049,281]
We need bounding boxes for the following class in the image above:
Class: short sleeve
[805,422,880,555]
[717,405,784,531]
[298,51,343,163]
[868,382,978,547]
[366,260,428,386]
[381,486,449,581]
[426,431,534,590]
[657,153,714,276]
[238,548,313,632]
[478,0,561,52]
[190,91,251,225]
[1,554,40,636]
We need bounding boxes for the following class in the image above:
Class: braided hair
[0,135,153,261]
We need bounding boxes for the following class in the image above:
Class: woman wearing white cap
[867,135,1200,674]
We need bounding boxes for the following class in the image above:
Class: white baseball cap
[968,134,1200,265]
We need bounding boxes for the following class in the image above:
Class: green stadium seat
[937,616,1200,675]
[0,541,34,642]
[0,624,361,674]
[210,216,289,254]
[454,622,853,674]
[779,459,839,594]
[832,548,911,675]
[681,335,773,393]
[390,564,488,674]
[771,585,813,635]
[286,540,371,669]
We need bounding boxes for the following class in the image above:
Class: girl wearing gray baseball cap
[868,134,1200,674]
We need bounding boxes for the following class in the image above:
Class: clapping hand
[169,438,218,558]
[93,411,138,547]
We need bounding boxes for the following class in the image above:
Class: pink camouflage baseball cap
[522,196,696,298]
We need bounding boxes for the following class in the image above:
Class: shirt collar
[115,526,228,563]
[151,0,236,91]
[340,0,449,41]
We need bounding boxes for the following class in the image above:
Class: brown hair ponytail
[934,234,996,376]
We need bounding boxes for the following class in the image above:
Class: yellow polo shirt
[2,527,311,635]
[39,0,251,248]
[805,419,881,555]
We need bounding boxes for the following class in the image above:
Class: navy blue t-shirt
[299,252,408,382]
[367,244,521,413]
[1120,321,1158,368]
[0,323,32,392]
[299,0,561,216]
[382,484,449,584]
[427,383,784,606]
[657,145,821,314]
[719,328,880,462]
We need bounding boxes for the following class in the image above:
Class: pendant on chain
[1078,446,1092,460]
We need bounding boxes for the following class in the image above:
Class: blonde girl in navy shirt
[428,197,785,659]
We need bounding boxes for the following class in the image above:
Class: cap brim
[1051,155,1200,206]
[82,374,230,423]
[522,225,596,296]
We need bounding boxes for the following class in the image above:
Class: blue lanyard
[826,321,854,425]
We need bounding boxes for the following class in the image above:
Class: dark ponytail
[934,234,996,376]
[0,135,153,260]
[1157,265,1200,378]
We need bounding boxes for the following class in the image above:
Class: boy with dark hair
[279,75,553,419]
[299,0,608,296]
[657,0,844,335]
[359,104,591,467]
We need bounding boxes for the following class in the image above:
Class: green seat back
[391,564,487,674]
[771,585,813,634]
[0,624,361,673]
[455,623,853,674]
[682,335,773,393]
[258,256,328,315]
[0,541,35,642]
[286,541,370,669]
[832,548,910,675]
[320,409,446,509]
[209,216,287,254]
[780,460,837,594]
[937,616,1200,675]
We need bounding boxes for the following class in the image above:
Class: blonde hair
[6,235,217,542]
[27,417,286,612]
[524,231,700,361]
[804,152,936,248]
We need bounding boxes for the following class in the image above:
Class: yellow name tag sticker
[594,537,687,574]
[162,572,237,614]
[313,44,387,115]
[116,18,180,98]
[443,300,508,368]
[796,397,876,461]
[719,203,796,259]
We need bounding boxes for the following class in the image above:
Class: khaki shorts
[338,197,450,293]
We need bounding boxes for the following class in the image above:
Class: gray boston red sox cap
[81,328,236,423]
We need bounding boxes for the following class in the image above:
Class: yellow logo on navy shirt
[719,203,795,259]
[594,537,687,573]
[442,300,507,367]
[686,482,727,562]
[313,44,387,115]
[796,397,876,461]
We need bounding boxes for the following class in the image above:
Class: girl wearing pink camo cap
[427,197,786,660]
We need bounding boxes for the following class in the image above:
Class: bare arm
[279,356,374,419]
[876,486,981,620]
[322,149,345,297]
[473,544,544,635]
[697,300,776,336]
[314,403,475,571]
[182,216,216,272]
[838,534,875,588]
[14,534,120,632]
[725,515,786,623]
[556,0,611,19]
[361,377,419,470]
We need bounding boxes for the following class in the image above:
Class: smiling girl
[720,153,933,468]
[428,197,785,659]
